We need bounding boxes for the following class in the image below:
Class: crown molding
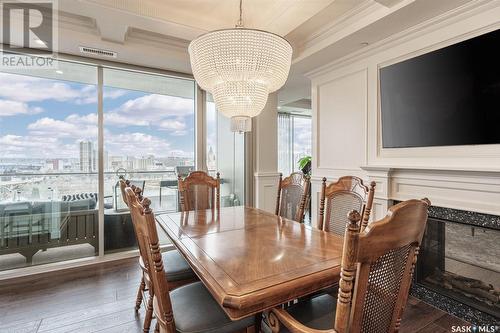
[291,0,375,55]
[292,0,418,63]
[125,28,189,51]
[305,0,499,79]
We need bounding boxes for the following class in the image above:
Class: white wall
[253,93,280,213]
[309,2,500,222]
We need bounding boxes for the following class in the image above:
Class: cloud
[0,134,57,147]
[27,117,98,139]
[65,113,97,125]
[0,73,125,104]
[113,94,194,118]
[0,134,73,158]
[100,94,193,131]
[74,87,128,105]
[157,119,188,136]
[158,120,186,131]
[65,112,152,128]
[105,113,149,127]
[33,94,193,130]
[0,99,44,117]
[104,132,172,157]
[0,73,86,103]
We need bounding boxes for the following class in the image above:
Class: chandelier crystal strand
[188,0,292,132]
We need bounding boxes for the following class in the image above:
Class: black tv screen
[380,29,500,148]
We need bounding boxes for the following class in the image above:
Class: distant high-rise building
[46,159,60,171]
[133,155,154,170]
[79,141,93,172]
[92,148,97,172]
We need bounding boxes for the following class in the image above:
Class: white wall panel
[316,69,367,174]
[309,3,500,218]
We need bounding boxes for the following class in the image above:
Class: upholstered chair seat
[162,281,254,333]
[275,294,336,332]
[139,250,195,283]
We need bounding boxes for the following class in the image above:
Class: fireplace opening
[416,216,500,318]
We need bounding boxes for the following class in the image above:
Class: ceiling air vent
[79,46,117,58]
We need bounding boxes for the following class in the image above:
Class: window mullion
[97,65,104,258]
[195,85,207,171]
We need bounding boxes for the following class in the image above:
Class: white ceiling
[83,0,337,36]
[15,0,481,111]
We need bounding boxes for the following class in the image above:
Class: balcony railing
[0,170,181,270]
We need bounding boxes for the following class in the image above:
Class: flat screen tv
[380,29,500,148]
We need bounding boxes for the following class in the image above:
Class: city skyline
[0,71,196,161]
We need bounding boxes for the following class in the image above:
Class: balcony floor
[0,257,470,333]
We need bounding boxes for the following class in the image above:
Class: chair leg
[136,276,146,311]
[154,322,160,333]
[143,291,154,333]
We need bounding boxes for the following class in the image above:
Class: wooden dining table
[156,206,344,320]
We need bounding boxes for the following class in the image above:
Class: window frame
[278,112,312,175]
[0,52,209,278]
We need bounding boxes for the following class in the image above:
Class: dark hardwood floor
[0,256,469,333]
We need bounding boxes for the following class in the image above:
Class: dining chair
[275,172,311,223]
[318,176,376,235]
[266,198,430,333]
[177,171,220,212]
[124,187,254,333]
[119,179,197,333]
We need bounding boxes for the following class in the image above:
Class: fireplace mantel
[361,166,500,220]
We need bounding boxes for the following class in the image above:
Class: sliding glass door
[102,68,195,253]
[0,58,199,270]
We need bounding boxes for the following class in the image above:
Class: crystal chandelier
[188,0,293,132]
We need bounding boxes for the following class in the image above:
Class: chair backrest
[177,171,220,212]
[275,172,310,222]
[119,178,143,207]
[119,178,129,206]
[318,176,375,235]
[334,198,430,333]
[125,187,176,332]
[119,179,150,271]
[175,165,194,178]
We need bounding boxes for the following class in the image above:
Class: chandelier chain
[236,0,243,27]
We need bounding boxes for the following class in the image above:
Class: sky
[0,71,195,160]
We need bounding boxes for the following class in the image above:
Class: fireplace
[417,217,500,313]
[411,205,500,324]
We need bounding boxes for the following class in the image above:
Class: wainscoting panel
[254,172,280,213]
